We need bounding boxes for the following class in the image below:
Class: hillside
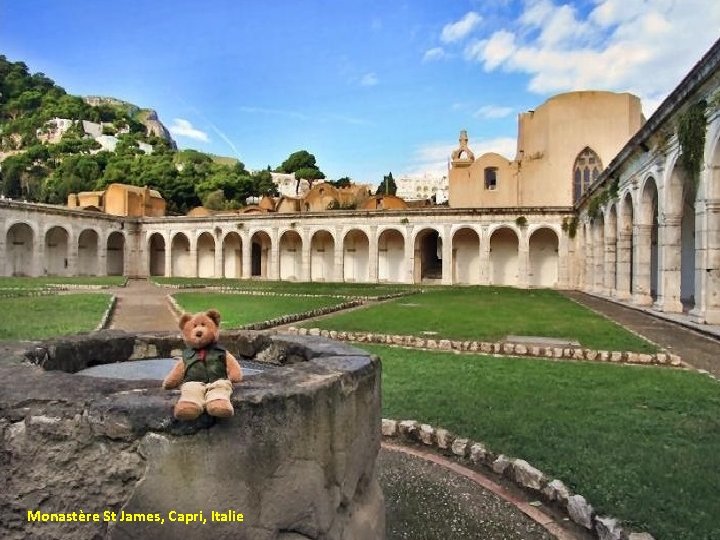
[0,55,277,213]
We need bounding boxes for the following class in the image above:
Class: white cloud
[474,105,514,119]
[441,12,482,43]
[423,47,447,62]
[464,0,720,116]
[360,72,379,86]
[168,119,209,142]
[403,136,517,177]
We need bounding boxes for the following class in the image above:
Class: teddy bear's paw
[206,399,234,418]
[174,401,204,421]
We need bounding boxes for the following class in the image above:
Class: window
[573,147,603,203]
[484,167,498,190]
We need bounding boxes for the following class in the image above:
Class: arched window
[484,167,498,190]
[573,147,603,203]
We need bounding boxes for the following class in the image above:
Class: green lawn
[153,277,417,298]
[367,344,720,540]
[0,276,126,289]
[0,294,111,340]
[172,292,346,328]
[302,287,657,352]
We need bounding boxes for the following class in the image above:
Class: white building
[396,174,448,204]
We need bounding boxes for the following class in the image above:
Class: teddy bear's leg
[174,381,206,420]
[205,379,234,417]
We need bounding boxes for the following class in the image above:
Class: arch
[222,232,242,279]
[148,233,165,276]
[619,192,634,296]
[106,231,125,276]
[279,230,303,281]
[451,227,480,284]
[573,147,603,203]
[6,223,34,276]
[250,231,272,278]
[197,232,216,278]
[45,226,69,276]
[489,227,519,286]
[593,213,605,292]
[639,177,659,302]
[171,232,192,278]
[529,228,558,288]
[77,229,100,276]
[310,230,335,282]
[343,229,370,282]
[606,204,618,293]
[413,228,442,283]
[378,229,405,283]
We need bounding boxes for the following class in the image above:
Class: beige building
[449,91,644,208]
[68,183,166,217]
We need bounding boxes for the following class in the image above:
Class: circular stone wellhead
[1,330,385,540]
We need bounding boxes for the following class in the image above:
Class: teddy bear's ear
[205,309,221,327]
[178,313,192,330]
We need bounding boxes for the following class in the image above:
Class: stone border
[0,277,128,293]
[159,284,421,302]
[381,418,655,540]
[283,327,685,368]
[96,295,117,331]
[0,289,60,298]
[166,294,364,331]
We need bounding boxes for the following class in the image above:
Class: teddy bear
[162,309,243,421]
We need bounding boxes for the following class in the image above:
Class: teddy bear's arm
[163,358,186,389]
[225,352,243,383]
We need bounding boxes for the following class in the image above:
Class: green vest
[182,345,228,383]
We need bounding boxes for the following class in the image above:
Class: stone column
[368,226,379,283]
[593,229,604,294]
[441,225,453,285]
[98,235,108,276]
[0,222,6,276]
[214,234,223,278]
[164,233,172,278]
[65,231,77,277]
[189,239,198,279]
[335,227,345,282]
[657,214,683,312]
[584,227,593,292]
[615,231,632,300]
[604,228,617,296]
[301,231,312,282]
[693,199,720,323]
[632,223,653,305]
[241,234,251,279]
[269,229,279,280]
[479,227,490,285]
[558,231,570,289]
[34,229,45,277]
[517,229,529,288]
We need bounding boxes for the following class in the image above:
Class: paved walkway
[562,290,720,377]
[107,279,178,332]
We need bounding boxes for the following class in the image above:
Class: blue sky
[2,1,719,184]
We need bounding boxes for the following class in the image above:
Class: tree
[278,150,325,195]
[294,167,325,193]
[328,176,351,188]
[375,172,397,196]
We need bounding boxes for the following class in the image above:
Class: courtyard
[0,276,718,539]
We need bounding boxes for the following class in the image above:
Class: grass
[302,286,657,353]
[154,277,417,298]
[366,344,720,540]
[0,276,126,289]
[0,294,111,340]
[172,292,346,328]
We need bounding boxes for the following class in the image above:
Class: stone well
[0,330,384,540]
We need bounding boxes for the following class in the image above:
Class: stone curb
[96,295,117,331]
[282,328,685,368]
[166,295,364,331]
[381,418,656,540]
[0,289,60,298]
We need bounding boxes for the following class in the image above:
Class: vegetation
[677,100,707,186]
[375,171,397,196]
[367,343,720,540]
[0,276,126,289]
[0,55,279,213]
[277,150,325,195]
[301,287,657,352]
[0,294,110,340]
[172,292,343,327]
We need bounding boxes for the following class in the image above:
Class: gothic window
[484,167,498,190]
[573,147,603,203]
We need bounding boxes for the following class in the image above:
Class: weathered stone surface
[541,479,570,504]
[595,516,623,540]
[511,459,545,490]
[451,438,470,458]
[398,420,420,440]
[515,344,527,355]
[628,533,656,540]
[669,354,682,366]
[419,423,435,445]
[1,333,384,540]
[567,494,594,529]
[480,342,493,353]
[435,428,454,450]
[655,353,667,364]
[585,349,598,361]
[469,442,487,464]
[381,419,398,437]
[492,455,512,476]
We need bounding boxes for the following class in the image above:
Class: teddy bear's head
[179,309,222,349]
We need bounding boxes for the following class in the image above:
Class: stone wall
[1,331,384,540]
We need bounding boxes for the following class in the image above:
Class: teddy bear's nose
[195,330,203,338]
